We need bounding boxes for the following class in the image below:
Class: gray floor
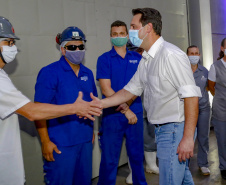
[92,129,226,185]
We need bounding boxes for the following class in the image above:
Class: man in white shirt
[93,8,201,185]
[0,16,101,185]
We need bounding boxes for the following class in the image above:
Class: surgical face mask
[224,49,226,56]
[188,55,200,65]
[1,45,18,63]
[111,36,128,47]
[65,50,85,65]
[129,26,147,47]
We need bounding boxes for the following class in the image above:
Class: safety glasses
[64,44,85,51]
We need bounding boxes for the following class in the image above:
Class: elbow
[101,89,108,97]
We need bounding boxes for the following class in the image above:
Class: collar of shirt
[220,58,226,68]
[147,36,164,59]
[194,64,203,73]
[59,55,88,77]
[110,46,132,57]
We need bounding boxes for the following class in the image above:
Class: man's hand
[42,141,61,161]
[177,136,194,162]
[124,109,137,124]
[92,132,95,144]
[115,103,129,114]
[74,92,102,121]
[90,93,103,109]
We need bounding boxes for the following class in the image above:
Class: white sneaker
[126,172,133,184]
[126,159,133,184]
[199,167,210,176]
[144,152,159,174]
[146,164,159,174]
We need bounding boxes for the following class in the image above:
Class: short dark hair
[217,38,226,60]
[110,20,128,35]
[132,8,162,36]
[186,45,198,54]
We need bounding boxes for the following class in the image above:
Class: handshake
[73,91,103,121]
[74,90,138,124]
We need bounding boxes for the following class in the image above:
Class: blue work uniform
[34,56,97,185]
[193,64,210,167]
[96,47,147,185]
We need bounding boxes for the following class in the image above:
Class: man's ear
[146,23,153,33]
[61,47,66,55]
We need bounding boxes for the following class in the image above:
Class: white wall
[1,0,189,184]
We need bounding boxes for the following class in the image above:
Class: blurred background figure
[187,45,211,176]
[208,38,226,180]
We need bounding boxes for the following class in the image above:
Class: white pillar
[199,0,213,69]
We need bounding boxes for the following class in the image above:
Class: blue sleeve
[91,71,98,97]
[96,54,110,80]
[34,67,57,103]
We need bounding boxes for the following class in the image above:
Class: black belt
[154,123,171,127]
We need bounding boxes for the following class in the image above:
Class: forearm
[102,88,115,97]
[102,89,135,108]
[208,80,215,96]
[16,102,75,121]
[209,87,215,96]
[183,97,199,139]
[35,120,50,143]
[102,86,136,108]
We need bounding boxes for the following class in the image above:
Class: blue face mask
[111,36,128,47]
[129,26,147,47]
[65,50,85,65]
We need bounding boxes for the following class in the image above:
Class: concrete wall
[1,0,189,184]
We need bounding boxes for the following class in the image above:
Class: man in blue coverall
[96,20,147,185]
[187,45,211,175]
[34,27,98,185]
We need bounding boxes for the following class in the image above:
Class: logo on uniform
[81,76,88,81]
[72,32,79,37]
[129,60,138,64]
[12,27,15,33]
[201,76,207,81]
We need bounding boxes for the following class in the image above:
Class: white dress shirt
[208,58,226,82]
[0,68,30,185]
[124,37,201,124]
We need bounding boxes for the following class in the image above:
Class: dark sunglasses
[4,39,16,47]
[64,44,85,51]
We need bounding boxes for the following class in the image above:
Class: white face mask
[224,49,226,56]
[188,55,200,65]
[1,45,18,63]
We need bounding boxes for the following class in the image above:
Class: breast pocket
[147,75,160,94]
[79,76,93,101]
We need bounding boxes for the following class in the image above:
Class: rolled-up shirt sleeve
[165,52,202,99]
[124,60,145,96]
[208,64,216,82]
[0,71,30,119]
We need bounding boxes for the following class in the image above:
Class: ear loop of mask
[0,48,6,64]
[140,25,149,41]
[0,38,7,63]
